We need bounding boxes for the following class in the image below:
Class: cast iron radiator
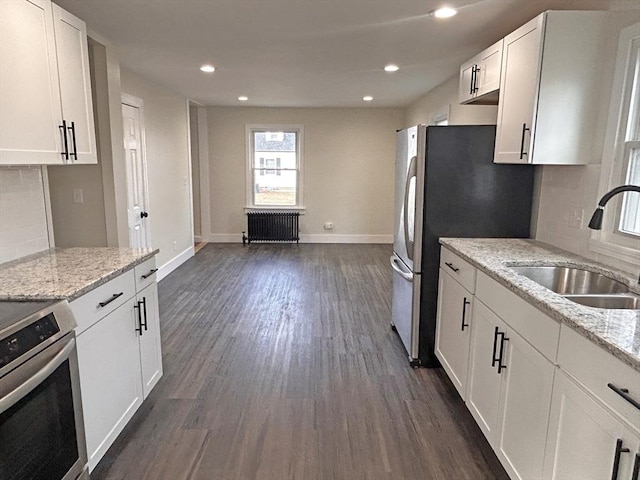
[242,211,300,244]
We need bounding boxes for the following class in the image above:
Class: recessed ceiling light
[363,96,373,102]
[434,7,457,18]
[238,96,248,101]
[200,64,215,73]
[384,64,399,73]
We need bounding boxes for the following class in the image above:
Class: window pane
[619,145,640,236]
[253,170,297,206]
[252,132,296,167]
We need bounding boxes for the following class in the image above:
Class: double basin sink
[510,266,640,310]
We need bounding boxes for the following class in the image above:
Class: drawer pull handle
[461,297,470,331]
[98,292,124,308]
[445,262,459,272]
[519,123,530,159]
[141,268,158,280]
[608,383,640,410]
[611,438,630,480]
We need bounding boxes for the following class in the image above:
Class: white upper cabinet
[458,39,503,105]
[494,11,609,164]
[0,0,96,165]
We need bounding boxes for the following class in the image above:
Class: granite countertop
[439,238,640,372]
[0,247,159,301]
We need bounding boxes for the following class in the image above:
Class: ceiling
[54,0,639,108]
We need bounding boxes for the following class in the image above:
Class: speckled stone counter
[0,247,159,301]
[439,238,640,372]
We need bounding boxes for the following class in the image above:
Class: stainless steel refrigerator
[390,125,534,367]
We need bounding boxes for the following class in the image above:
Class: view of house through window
[249,127,301,206]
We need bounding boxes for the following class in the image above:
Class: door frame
[121,93,151,249]
[187,100,211,245]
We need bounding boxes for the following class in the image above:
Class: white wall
[404,75,498,128]
[120,69,193,269]
[206,107,404,242]
[0,167,50,263]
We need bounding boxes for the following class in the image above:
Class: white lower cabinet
[435,268,474,398]
[543,371,639,480]
[76,298,143,471]
[73,259,162,471]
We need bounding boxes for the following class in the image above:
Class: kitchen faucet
[588,184,640,229]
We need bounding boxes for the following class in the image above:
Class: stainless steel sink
[509,266,629,295]
[562,294,640,310]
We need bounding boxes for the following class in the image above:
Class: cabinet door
[467,301,506,442]
[435,269,473,399]
[543,372,639,480]
[494,14,544,164]
[458,61,477,104]
[76,298,143,471]
[137,282,163,398]
[477,40,502,97]
[0,0,64,165]
[52,4,97,164]
[495,327,555,480]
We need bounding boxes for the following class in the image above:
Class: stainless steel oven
[0,300,89,480]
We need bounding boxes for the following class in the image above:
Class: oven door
[0,333,88,480]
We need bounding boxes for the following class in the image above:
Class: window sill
[588,236,640,267]
[244,206,306,213]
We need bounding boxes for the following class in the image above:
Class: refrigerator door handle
[390,256,413,282]
[403,155,417,260]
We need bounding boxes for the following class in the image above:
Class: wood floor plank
[92,244,508,480]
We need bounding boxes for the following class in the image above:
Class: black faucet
[588,184,640,230]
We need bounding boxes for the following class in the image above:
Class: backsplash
[0,167,50,263]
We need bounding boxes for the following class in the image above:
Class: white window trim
[589,22,640,267]
[245,124,305,211]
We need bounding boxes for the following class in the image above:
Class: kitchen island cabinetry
[435,248,476,399]
[494,11,609,165]
[0,0,96,165]
[458,40,502,105]
[73,256,162,471]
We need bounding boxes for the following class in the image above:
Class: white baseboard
[194,235,203,243]
[206,233,392,244]
[157,245,194,281]
[300,234,392,244]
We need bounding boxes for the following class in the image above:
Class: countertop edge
[439,238,640,372]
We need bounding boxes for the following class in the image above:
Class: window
[590,22,640,265]
[246,125,303,208]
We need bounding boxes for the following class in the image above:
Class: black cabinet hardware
[140,211,149,218]
[67,121,78,160]
[98,292,124,308]
[141,268,158,280]
[59,120,69,160]
[134,301,143,335]
[140,297,148,331]
[632,452,639,480]
[492,326,500,367]
[497,333,509,374]
[611,439,630,480]
[445,262,459,272]
[608,383,640,410]
[519,123,530,159]
[461,297,470,331]
[471,65,480,93]
[469,65,477,95]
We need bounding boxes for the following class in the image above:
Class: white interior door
[122,99,150,249]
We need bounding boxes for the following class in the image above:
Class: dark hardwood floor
[92,243,508,480]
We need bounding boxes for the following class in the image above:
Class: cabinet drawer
[440,247,476,293]
[558,325,640,432]
[70,270,135,334]
[134,256,158,292]
[476,271,560,362]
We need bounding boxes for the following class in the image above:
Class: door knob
[140,211,149,218]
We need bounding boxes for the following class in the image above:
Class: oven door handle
[0,337,76,413]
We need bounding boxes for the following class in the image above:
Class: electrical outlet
[324,222,334,230]
[568,207,583,229]
[73,188,84,204]
[173,241,177,252]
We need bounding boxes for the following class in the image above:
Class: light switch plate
[73,188,84,204]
